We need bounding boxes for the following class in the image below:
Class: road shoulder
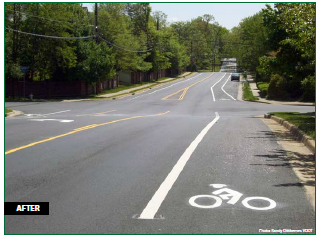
[260,116,315,210]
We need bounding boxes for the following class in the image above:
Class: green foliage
[301,75,315,101]
[267,74,289,100]
[276,3,315,64]
[261,3,315,100]
[5,108,13,114]
[98,3,151,72]
[5,3,87,81]
[76,41,116,83]
[170,15,228,71]
[5,63,23,79]
[5,2,313,102]
[256,56,276,82]
[226,12,268,72]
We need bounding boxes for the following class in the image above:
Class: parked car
[231,73,240,81]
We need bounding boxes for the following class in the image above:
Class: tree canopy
[5,3,315,100]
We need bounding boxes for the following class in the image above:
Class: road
[5,70,315,234]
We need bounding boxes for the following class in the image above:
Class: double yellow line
[162,73,214,100]
[5,111,170,155]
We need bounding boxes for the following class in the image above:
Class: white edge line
[30,119,74,122]
[138,112,220,219]
[221,73,236,100]
[42,110,71,116]
[211,73,227,102]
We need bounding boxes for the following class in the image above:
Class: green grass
[243,82,259,101]
[5,108,12,114]
[98,82,154,95]
[269,112,315,140]
[257,82,269,97]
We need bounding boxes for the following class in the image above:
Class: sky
[82,3,274,30]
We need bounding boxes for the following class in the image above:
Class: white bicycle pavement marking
[138,112,220,219]
[189,184,277,211]
[242,197,277,211]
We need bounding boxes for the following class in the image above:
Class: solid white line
[138,112,220,219]
[210,73,227,102]
[26,110,71,117]
[30,119,74,122]
[128,73,202,101]
[43,110,71,116]
[221,73,236,100]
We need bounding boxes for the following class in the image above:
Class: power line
[5,9,74,25]
[98,34,152,53]
[5,9,95,28]
[5,28,94,40]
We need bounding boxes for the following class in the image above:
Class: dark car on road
[231,73,240,81]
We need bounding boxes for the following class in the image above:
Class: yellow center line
[179,87,189,100]
[162,73,214,100]
[5,111,170,155]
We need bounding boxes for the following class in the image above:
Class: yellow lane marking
[5,111,170,155]
[162,73,214,100]
[77,110,116,116]
[179,87,189,100]
[153,111,171,116]
[161,89,186,100]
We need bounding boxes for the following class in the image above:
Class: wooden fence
[5,76,119,99]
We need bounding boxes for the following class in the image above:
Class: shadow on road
[248,129,315,188]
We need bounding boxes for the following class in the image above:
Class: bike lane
[137,113,315,234]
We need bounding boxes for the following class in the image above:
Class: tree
[152,11,167,30]
[75,41,115,83]
[261,3,315,100]
[98,3,151,72]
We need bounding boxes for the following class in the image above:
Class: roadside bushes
[256,56,276,82]
[267,74,290,100]
[256,82,269,98]
[301,75,315,101]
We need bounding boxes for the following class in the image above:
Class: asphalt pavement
[5,70,315,234]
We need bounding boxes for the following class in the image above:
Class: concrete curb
[237,82,243,101]
[265,114,315,154]
[5,110,23,117]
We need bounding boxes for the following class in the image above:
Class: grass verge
[269,112,315,140]
[243,82,259,101]
[5,108,12,114]
[97,82,153,95]
[97,76,185,97]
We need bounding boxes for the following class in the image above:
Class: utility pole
[94,3,98,43]
[190,40,193,71]
[13,3,17,63]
